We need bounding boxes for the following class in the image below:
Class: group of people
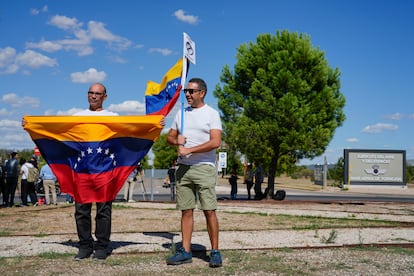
[228,162,265,200]
[0,152,59,207]
[15,79,223,268]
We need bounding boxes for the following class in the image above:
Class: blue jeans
[65,194,74,203]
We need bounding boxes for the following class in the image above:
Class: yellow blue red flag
[145,58,186,115]
[23,115,163,203]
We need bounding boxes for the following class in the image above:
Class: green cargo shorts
[175,164,217,210]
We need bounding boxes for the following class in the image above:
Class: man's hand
[160,116,166,127]
[21,118,27,127]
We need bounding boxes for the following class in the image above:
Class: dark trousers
[75,201,112,250]
[246,180,254,199]
[4,177,18,206]
[254,181,263,199]
[20,180,38,206]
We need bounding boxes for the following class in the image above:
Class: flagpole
[181,32,196,135]
[180,57,187,135]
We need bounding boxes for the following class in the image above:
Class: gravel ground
[1,178,414,275]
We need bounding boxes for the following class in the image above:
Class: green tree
[152,133,177,169]
[329,157,345,186]
[213,30,346,198]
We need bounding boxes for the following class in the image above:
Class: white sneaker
[128,200,136,203]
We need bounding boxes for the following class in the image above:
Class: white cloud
[107,100,145,114]
[26,39,63,53]
[0,47,18,74]
[0,108,11,116]
[30,8,40,16]
[361,123,398,133]
[148,48,173,56]
[30,5,48,15]
[70,68,107,83]
[33,15,131,56]
[48,15,83,31]
[173,9,199,25]
[0,119,34,149]
[384,112,403,120]
[408,114,414,120]
[56,108,84,115]
[0,48,56,73]
[16,50,57,68]
[346,137,358,143]
[2,93,40,108]
[88,21,118,41]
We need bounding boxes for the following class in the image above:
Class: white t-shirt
[171,104,222,166]
[20,162,34,180]
[73,109,119,116]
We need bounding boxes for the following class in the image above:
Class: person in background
[4,152,19,207]
[122,166,137,203]
[30,155,39,169]
[245,163,254,200]
[167,159,177,201]
[229,170,238,200]
[66,194,74,204]
[254,163,264,199]
[40,163,57,205]
[0,159,5,206]
[166,77,223,268]
[20,158,38,206]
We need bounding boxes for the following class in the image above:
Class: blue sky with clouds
[1,0,413,165]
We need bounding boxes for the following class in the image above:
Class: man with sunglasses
[166,78,223,268]
[73,83,118,261]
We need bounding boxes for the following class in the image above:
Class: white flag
[183,32,196,64]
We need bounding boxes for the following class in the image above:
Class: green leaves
[213,30,346,195]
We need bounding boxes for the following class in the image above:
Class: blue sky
[1,0,413,165]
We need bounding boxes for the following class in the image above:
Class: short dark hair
[11,152,17,158]
[188,78,207,92]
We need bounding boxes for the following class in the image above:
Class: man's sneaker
[166,247,192,265]
[74,248,93,261]
[93,249,107,261]
[209,249,222,268]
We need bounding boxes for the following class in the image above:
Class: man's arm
[167,128,188,148]
[177,129,221,157]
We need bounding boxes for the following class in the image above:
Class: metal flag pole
[181,32,196,134]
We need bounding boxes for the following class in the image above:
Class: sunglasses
[183,89,202,95]
[88,91,105,97]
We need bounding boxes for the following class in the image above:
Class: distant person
[123,166,138,203]
[30,155,39,169]
[245,163,254,200]
[0,159,5,206]
[167,159,177,201]
[4,151,19,207]
[166,77,223,268]
[229,170,238,200]
[66,194,74,204]
[254,163,264,199]
[20,158,38,206]
[40,163,58,205]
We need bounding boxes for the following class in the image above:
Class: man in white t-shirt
[166,78,223,268]
[73,83,118,261]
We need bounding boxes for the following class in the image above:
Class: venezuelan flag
[145,58,186,116]
[23,115,163,203]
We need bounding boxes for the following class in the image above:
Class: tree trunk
[266,156,278,199]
